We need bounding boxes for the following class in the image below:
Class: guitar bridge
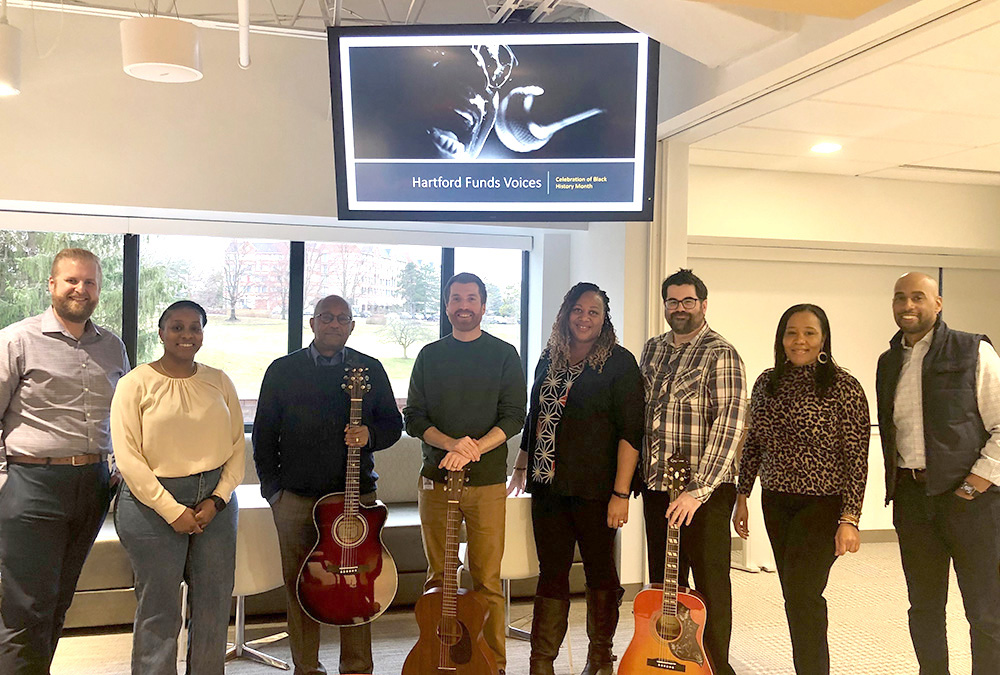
[339,566,360,574]
[646,658,686,671]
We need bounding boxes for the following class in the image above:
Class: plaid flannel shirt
[640,321,747,501]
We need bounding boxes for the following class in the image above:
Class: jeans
[893,471,1000,675]
[761,490,841,675]
[115,467,238,675]
[269,489,376,675]
[531,491,619,600]
[644,483,737,675]
[0,462,110,675]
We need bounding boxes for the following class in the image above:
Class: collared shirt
[640,321,747,501]
[308,342,346,367]
[894,331,1000,484]
[0,307,130,464]
[894,330,932,469]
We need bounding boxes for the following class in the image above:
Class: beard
[668,312,703,335]
[53,295,98,323]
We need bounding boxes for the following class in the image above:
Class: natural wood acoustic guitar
[295,367,398,626]
[619,455,714,674]
[402,468,498,675]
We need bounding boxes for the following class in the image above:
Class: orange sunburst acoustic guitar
[295,367,398,627]
[620,455,713,674]
[402,469,497,675]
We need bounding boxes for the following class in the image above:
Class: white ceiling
[688,10,1000,185]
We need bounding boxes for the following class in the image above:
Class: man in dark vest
[875,272,1000,675]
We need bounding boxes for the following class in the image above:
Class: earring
[817,351,829,364]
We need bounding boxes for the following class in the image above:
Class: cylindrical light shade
[0,22,22,96]
[120,17,202,83]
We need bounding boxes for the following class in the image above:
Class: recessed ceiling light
[811,142,842,154]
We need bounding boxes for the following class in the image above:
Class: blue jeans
[115,467,238,675]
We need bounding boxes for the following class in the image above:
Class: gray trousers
[269,490,376,675]
[0,462,110,675]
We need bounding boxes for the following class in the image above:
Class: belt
[898,467,927,482]
[6,454,103,466]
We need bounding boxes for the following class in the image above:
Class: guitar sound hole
[656,615,682,641]
[332,515,368,547]
[436,618,461,647]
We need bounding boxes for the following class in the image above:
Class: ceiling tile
[815,63,1000,117]
[747,99,1000,147]
[689,147,892,175]
[908,144,1000,173]
[865,166,1000,186]
[906,22,1000,75]
[695,126,966,165]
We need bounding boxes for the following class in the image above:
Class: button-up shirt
[640,321,747,501]
[309,342,346,367]
[894,330,932,469]
[0,307,130,465]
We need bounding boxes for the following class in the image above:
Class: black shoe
[529,596,570,675]
[580,587,623,675]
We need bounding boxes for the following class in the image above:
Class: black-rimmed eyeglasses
[314,313,353,325]
[665,297,700,310]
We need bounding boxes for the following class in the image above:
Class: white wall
[689,166,1000,252]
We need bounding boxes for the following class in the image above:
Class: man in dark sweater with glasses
[253,295,403,675]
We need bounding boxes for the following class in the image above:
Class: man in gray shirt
[0,248,130,674]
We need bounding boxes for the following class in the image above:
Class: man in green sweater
[403,272,527,675]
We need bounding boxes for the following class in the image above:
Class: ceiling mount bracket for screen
[328,22,659,223]
[528,0,563,22]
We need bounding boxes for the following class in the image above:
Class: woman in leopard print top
[733,303,870,675]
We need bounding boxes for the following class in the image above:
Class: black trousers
[761,489,840,675]
[643,483,736,675]
[0,462,111,675]
[531,491,619,600]
[893,471,1000,675]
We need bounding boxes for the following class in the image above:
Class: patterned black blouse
[737,364,870,518]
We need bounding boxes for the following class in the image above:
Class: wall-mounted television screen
[328,22,659,222]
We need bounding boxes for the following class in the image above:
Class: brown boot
[580,587,623,675]
[529,596,570,675]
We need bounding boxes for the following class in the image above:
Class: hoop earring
[817,351,829,364]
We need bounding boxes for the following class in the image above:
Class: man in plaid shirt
[640,268,747,675]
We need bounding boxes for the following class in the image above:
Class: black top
[403,332,527,486]
[521,344,645,500]
[252,347,403,501]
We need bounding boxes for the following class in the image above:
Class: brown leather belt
[898,467,927,483]
[6,454,103,466]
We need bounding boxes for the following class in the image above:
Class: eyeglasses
[314,313,353,325]
[665,297,700,310]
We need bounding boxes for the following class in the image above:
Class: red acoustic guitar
[402,469,497,675]
[296,367,398,626]
[620,456,714,674]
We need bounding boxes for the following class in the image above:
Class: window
[303,242,442,404]
[139,235,290,423]
[0,231,123,334]
[453,247,523,357]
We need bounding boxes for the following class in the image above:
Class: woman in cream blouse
[111,300,245,675]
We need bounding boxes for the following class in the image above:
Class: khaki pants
[417,478,506,669]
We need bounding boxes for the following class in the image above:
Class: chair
[461,490,538,641]
[226,484,290,670]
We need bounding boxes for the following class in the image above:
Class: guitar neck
[661,490,681,618]
[344,397,363,517]
[441,470,464,621]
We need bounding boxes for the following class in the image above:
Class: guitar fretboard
[344,396,363,519]
[441,470,463,621]
[661,519,680,617]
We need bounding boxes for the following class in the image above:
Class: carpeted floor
[53,542,971,674]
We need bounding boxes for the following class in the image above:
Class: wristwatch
[210,495,227,511]
[958,481,980,499]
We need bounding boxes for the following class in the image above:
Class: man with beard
[876,272,1000,674]
[0,248,130,674]
[639,268,747,675]
[403,272,526,675]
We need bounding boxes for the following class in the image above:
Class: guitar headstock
[342,367,371,398]
[666,454,691,500]
[445,469,466,498]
